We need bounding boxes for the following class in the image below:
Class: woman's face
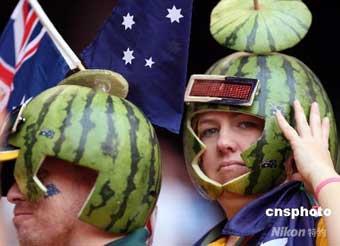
[196,111,264,184]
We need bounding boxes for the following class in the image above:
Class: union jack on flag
[0,0,70,111]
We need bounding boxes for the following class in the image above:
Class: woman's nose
[216,129,238,153]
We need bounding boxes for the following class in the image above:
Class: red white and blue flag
[0,0,71,111]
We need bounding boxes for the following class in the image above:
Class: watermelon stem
[254,0,260,10]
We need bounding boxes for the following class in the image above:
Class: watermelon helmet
[183,52,338,200]
[0,70,161,234]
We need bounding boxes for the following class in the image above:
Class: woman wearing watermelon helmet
[183,54,340,245]
[0,70,161,246]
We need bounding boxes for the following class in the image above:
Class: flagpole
[28,0,85,71]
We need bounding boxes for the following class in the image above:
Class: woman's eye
[239,121,258,129]
[200,128,219,138]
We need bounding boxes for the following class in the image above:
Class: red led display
[190,80,253,100]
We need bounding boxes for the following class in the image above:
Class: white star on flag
[145,57,155,68]
[122,48,135,64]
[166,5,183,23]
[122,13,135,30]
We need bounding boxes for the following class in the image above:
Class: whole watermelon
[210,0,312,53]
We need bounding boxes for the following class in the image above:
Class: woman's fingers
[276,110,298,142]
[309,102,322,138]
[322,117,330,149]
[277,100,329,148]
[276,101,335,188]
[293,100,311,137]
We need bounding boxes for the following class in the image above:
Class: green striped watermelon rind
[9,84,161,233]
[210,0,312,53]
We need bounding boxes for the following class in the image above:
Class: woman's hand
[276,100,338,191]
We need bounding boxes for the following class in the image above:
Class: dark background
[1,0,340,124]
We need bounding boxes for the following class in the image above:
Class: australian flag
[81,0,193,134]
[0,0,70,112]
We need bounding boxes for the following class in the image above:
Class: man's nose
[216,129,237,153]
[7,182,25,204]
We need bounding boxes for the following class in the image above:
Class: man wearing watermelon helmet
[0,70,161,246]
[183,53,340,245]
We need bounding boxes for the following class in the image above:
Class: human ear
[284,155,300,182]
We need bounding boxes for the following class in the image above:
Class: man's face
[7,157,97,246]
[196,111,264,184]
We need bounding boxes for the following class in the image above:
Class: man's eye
[37,169,48,181]
[200,128,219,138]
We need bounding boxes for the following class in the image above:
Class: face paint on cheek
[44,183,61,198]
